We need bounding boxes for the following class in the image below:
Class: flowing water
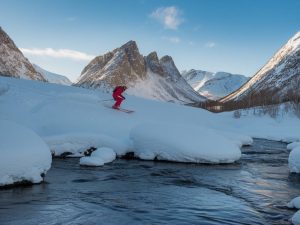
[1,139,300,225]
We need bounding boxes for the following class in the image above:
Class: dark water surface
[1,139,300,225]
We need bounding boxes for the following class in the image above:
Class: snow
[0,76,300,184]
[288,143,300,173]
[292,211,300,225]
[0,120,52,186]
[44,132,128,156]
[80,147,116,166]
[288,197,300,225]
[33,64,72,85]
[130,123,241,163]
[288,197,300,209]
[182,70,248,100]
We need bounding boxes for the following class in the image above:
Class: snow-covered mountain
[76,41,206,103]
[182,70,248,100]
[33,64,72,85]
[221,32,300,103]
[0,27,46,81]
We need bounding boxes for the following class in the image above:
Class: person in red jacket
[112,86,127,109]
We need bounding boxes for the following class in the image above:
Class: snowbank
[288,142,300,173]
[292,211,300,225]
[288,197,300,209]
[44,133,128,156]
[0,120,52,186]
[80,147,116,166]
[130,123,241,163]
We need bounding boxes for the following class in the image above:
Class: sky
[1,0,300,82]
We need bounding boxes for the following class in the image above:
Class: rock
[0,27,46,81]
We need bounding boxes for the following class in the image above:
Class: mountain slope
[76,41,206,103]
[182,70,248,100]
[33,64,72,85]
[0,27,45,81]
[221,32,300,104]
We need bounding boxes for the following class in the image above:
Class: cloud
[150,6,184,30]
[205,42,216,48]
[20,48,95,61]
[162,36,181,44]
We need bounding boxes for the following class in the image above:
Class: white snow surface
[292,211,300,225]
[33,64,72,85]
[288,197,300,209]
[0,77,300,168]
[288,196,300,225]
[80,147,116,166]
[0,120,52,186]
[288,143,300,173]
[182,70,248,100]
[130,123,241,163]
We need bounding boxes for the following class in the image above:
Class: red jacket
[113,86,126,100]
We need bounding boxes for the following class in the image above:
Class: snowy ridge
[0,27,46,81]
[182,70,248,100]
[33,64,72,85]
[221,32,300,102]
[76,41,206,103]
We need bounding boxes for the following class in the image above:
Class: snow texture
[182,70,248,100]
[33,64,72,85]
[292,211,300,225]
[130,123,241,163]
[80,147,116,166]
[288,142,300,173]
[288,197,300,209]
[0,120,52,186]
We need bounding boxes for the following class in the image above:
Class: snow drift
[0,120,52,186]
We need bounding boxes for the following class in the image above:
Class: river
[0,139,300,225]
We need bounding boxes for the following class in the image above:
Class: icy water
[1,139,300,225]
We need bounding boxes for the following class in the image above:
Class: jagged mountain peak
[76,40,206,103]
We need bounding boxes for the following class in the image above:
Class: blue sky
[1,0,300,81]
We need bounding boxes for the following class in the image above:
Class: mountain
[33,64,72,85]
[182,70,248,100]
[0,27,45,81]
[221,32,300,105]
[76,41,206,103]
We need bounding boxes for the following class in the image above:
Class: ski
[103,103,134,113]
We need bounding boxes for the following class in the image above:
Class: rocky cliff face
[77,41,146,89]
[76,41,205,103]
[0,27,45,81]
[221,32,300,104]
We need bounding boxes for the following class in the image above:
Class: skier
[112,85,127,109]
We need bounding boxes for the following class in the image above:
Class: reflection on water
[0,139,300,225]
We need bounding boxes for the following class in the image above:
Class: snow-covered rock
[80,147,116,166]
[33,64,72,85]
[182,70,248,100]
[288,143,300,173]
[292,211,300,225]
[130,123,241,163]
[76,41,205,103]
[0,120,52,186]
[288,196,300,209]
[221,31,300,104]
[44,133,128,156]
[0,27,46,81]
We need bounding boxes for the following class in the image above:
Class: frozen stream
[1,139,300,225]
